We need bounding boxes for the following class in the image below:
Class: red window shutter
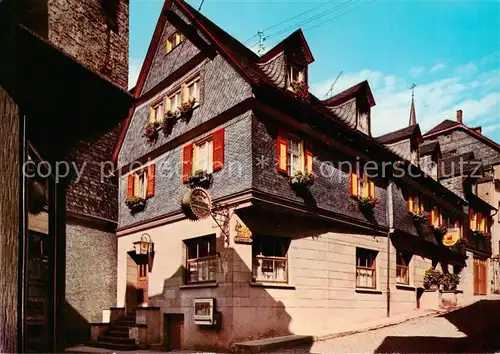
[146,164,156,198]
[127,174,134,198]
[182,144,193,183]
[350,173,358,197]
[277,135,288,174]
[305,149,313,174]
[212,128,225,172]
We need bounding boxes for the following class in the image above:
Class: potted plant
[125,196,146,213]
[357,196,378,210]
[411,211,427,224]
[290,81,310,102]
[143,121,160,142]
[188,169,213,188]
[162,111,178,135]
[179,98,197,121]
[289,171,315,188]
[431,224,447,239]
[472,230,487,239]
[442,273,460,291]
[423,268,443,290]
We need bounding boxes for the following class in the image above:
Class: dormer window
[166,32,184,54]
[288,65,305,86]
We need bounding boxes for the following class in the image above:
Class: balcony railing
[396,265,409,285]
[356,266,376,289]
[253,256,287,283]
[187,256,217,283]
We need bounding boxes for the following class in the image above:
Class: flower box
[125,196,146,213]
[290,81,310,102]
[411,211,427,224]
[357,196,378,209]
[431,224,447,239]
[178,98,197,121]
[143,121,160,142]
[472,230,487,239]
[423,268,443,290]
[289,171,315,188]
[162,112,178,135]
[188,169,213,188]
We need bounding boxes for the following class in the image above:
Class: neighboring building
[108,0,468,350]
[0,0,132,352]
[423,110,500,294]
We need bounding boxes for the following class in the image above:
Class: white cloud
[310,61,500,141]
[128,58,142,90]
[410,66,425,77]
[429,63,445,73]
[455,62,478,76]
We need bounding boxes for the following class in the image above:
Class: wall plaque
[182,187,212,220]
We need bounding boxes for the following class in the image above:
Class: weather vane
[411,82,417,99]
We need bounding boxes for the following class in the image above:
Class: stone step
[105,329,130,338]
[87,341,139,351]
[97,335,136,345]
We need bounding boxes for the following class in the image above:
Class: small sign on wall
[194,298,215,325]
[442,228,460,247]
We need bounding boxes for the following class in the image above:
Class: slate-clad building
[0,0,132,351]
[108,0,477,350]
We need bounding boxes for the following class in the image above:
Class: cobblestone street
[279,300,500,353]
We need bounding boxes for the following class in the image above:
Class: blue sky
[129,0,500,141]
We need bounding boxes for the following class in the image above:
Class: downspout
[386,179,394,318]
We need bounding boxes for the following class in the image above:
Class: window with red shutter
[212,129,224,172]
[127,175,134,198]
[182,144,193,183]
[146,164,156,198]
[277,135,288,174]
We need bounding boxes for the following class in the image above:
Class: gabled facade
[110,0,471,350]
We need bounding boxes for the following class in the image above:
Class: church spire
[409,83,417,126]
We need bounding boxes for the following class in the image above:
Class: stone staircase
[89,312,139,351]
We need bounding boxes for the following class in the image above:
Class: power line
[261,0,340,33]
[302,1,372,33]
[264,0,356,40]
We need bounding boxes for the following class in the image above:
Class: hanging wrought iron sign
[182,187,212,220]
[129,233,155,272]
[442,228,460,247]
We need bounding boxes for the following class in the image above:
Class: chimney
[457,109,463,123]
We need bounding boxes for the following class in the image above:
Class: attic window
[288,65,305,87]
[166,32,184,54]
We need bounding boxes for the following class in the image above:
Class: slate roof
[257,52,287,89]
[439,152,481,178]
[323,80,375,107]
[376,125,421,144]
[424,119,460,136]
[325,98,357,129]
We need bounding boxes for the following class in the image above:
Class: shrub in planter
[442,273,460,291]
[290,81,310,102]
[289,171,315,188]
[143,121,160,142]
[188,169,213,188]
[125,196,146,213]
[411,211,427,224]
[424,268,443,290]
[472,230,487,239]
[179,98,197,121]
[357,196,378,209]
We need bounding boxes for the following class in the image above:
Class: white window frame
[193,138,213,174]
[168,90,182,113]
[151,101,163,123]
[288,65,304,85]
[186,76,200,103]
[356,248,377,289]
[133,170,148,199]
[287,137,304,176]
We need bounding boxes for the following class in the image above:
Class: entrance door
[137,263,148,306]
[165,314,184,350]
[474,257,488,295]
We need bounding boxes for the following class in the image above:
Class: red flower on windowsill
[290,80,310,102]
[143,121,160,142]
[357,196,378,209]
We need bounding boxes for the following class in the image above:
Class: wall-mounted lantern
[129,233,155,272]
